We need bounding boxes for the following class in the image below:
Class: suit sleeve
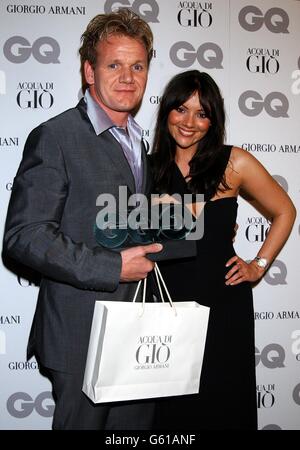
[3,123,122,292]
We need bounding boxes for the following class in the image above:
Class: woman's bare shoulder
[229,146,258,172]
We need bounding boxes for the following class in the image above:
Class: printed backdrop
[0,0,299,430]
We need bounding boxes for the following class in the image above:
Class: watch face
[256,257,268,268]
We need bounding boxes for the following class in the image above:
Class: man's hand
[120,243,163,282]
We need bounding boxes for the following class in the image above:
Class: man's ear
[84,60,95,85]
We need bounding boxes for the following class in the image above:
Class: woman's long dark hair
[151,70,230,197]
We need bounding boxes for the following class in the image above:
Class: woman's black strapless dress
[153,146,257,430]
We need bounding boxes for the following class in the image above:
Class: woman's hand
[225,255,265,286]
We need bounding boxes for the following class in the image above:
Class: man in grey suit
[3,9,162,430]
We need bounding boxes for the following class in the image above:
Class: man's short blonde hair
[79,8,153,68]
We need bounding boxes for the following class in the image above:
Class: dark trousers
[46,367,156,430]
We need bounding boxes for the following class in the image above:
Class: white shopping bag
[82,264,210,403]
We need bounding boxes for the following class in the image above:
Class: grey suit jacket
[3,98,152,374]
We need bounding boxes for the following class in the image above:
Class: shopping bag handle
[154,263,176,308]
[132,263,177,316]
[132,278,145,303]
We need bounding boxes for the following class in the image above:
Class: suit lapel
[98,132,136,195]
[76,99,136,195]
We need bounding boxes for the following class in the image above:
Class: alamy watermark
[94,186,204,248]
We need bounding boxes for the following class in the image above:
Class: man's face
[84,34,149,122]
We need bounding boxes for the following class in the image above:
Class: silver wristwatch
[254,256,269,270]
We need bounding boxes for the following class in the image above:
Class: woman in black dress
[150,70,296,430]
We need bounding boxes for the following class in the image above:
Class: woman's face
[168,91,211,154]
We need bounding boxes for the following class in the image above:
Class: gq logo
[104,0,159,23]
[238,6,289,33]
[264,259,287,286]
[255,344,285,368]
[3,36,60,64]
[293,383,300,406]
[170,42,223,69]
[272,175,288,193]
[238,91,289,117]
[7,391,54,418]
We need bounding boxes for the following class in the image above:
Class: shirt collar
[84,88,142,139]
[84,89,113,135]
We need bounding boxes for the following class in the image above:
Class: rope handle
[132,263,177,316]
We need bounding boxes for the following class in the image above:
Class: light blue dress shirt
[84,89,143,193]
